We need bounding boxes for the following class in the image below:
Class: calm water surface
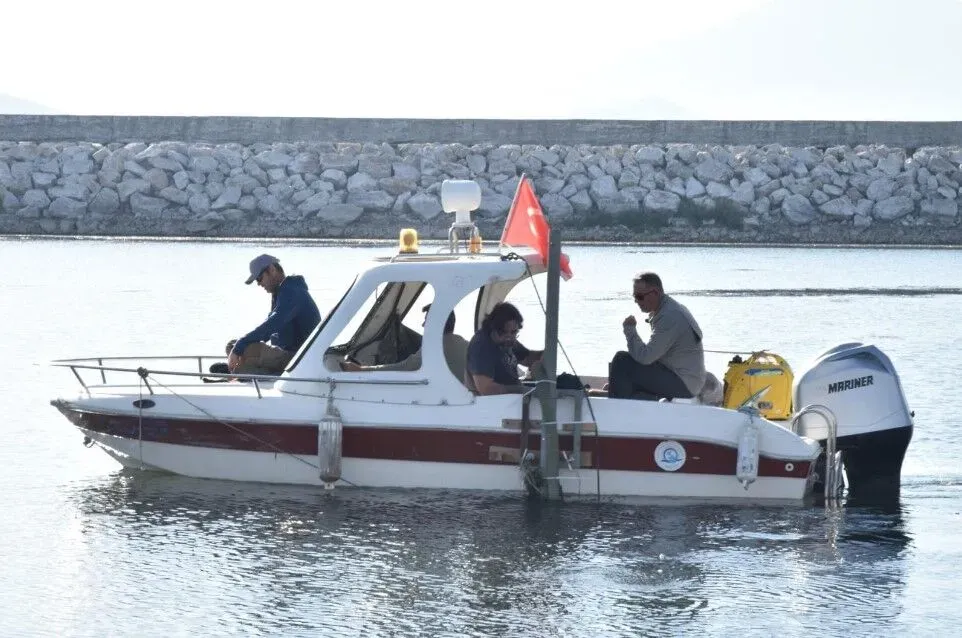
[2,237,961,637]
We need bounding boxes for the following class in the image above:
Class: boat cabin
[275,180,550,405]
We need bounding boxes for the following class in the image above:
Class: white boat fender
[318,402,343,489]
[736,407,760,488]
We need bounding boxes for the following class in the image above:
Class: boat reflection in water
[69,471,912,636]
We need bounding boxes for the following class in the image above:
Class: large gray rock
[347,190,395,212]
[1,161,32,193]
[358,156,393,179]
[695,159,733,183]
[928,156,956,174]
[212,185,242,209]
[378,178,417,196]
[257,195,283,216]
[321,154,358,174]
[189,155,220,174]
[144,167,169,191]
[568,190,592,214]
[48,183,88,200]
[477,192,512,218]
[188,193,211,214]
[596,194,636,215]
[866,178,897,201]
[634,146,665,167]
[877,153,904,177]
[406,192,442,220]
[790,147,822,169]
[644,190,681,214]
[22,189,50,209]
[172,170,190,190]
[466,154,487,174]
[316,204,364,225]
[745,167,771,186]
[1,189,20,212]
[130,193,168,217]
[820,197,856,218]
[214,146,245,169]
[31,172,57,188]
[873,196,915,220]
[89,188,120,215]
[347,172,377,192]
[732,182,755,205]
[685,177,706,198]
[226,174,262,195]
[244,159,270,186]
[253,150,293,170]
[706,182,732,198]
[287,153,320,174]
[268,183,294,201]
[118,178,150,201]
[588,175,618,201]
[314,169,345,190]
[159,186,190,205]
[298,192,333,214]
[665,177,686,197]
[782,194,817,225]
[392,163,420,181]
[47,196,88,218]
[921,197,959,219]
[206,182,225,200]
[148,156,183,172]
[62,158,94,176]
[97,170,121,187]
[541,193,574,219]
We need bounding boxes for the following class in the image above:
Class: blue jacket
[232,275,321,356]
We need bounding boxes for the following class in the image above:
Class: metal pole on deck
[538,228,562,500]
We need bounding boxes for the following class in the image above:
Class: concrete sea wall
[1,116,960,244]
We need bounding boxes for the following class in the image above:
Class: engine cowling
[793,342,913,500]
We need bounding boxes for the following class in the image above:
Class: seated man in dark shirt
[466,301,543,395]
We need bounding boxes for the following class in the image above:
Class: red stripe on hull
[60,409,811,479]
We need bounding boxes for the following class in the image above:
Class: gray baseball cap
[245,254,279,284]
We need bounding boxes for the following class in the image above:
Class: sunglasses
[633,290,657,301]
[256,268,270,283]
[500,326,522,337]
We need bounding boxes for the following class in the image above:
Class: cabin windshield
[326,280,431,367]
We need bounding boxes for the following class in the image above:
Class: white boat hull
[81,427,812,500]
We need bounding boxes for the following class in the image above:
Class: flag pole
[538,220,562,500]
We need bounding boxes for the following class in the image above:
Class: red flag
[500,175,573,280]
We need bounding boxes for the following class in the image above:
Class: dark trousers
[608,351,692,401]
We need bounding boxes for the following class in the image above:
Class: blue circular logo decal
[655,441,687,472]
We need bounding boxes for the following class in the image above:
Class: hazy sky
[3,0,961,120]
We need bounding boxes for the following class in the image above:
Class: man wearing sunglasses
[225,253,321,376]
[607,271,705,401]
[466,301,543,396]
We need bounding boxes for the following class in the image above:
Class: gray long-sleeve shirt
[623,294,707,395]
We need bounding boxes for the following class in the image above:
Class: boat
[50,178,914,502]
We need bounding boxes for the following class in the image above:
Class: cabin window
[328,281,434,370]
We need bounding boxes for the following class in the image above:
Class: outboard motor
[793,343,913,501]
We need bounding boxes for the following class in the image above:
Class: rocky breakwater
[0,139,960,243]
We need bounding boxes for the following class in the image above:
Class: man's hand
[227,351,241,372]
[339,360,363,372]
[623,315,637,328]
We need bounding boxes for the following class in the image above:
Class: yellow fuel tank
[722,351,794,420]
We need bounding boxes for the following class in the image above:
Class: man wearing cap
[226,254,321,376]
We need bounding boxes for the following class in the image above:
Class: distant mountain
[0,93,59,114]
